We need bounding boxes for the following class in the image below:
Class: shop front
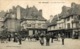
[27,28,47,36]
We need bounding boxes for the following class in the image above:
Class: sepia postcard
[0,0,80,49]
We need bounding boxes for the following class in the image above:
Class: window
[27,24,31,27]
[71,15,73,19]
[78,15,80,20]
[59,27,61,29]
[67,23,70,29]
[67,17,70,21]
[38,23,41,28]
[32,24,35,28]
[38,23,41,26]
[42,24,46,28]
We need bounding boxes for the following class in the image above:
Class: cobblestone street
[0,38,80,49]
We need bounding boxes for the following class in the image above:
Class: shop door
[29,30,33,36]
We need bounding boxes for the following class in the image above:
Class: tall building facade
[3,5,22,34]
[48,3,80,39]
[21,6,47,35]
[4,13,20,33]
[0,11,6,35]
[2,5,47,36]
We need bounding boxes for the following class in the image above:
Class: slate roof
[59,6,70,19]
[48,15,58,26]
[22,6,46,21]
[0,11,6,18]
[60,3,80,18]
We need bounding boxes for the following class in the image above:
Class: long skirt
[40,38,44,45]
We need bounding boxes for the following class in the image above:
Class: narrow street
[0,38,80,49]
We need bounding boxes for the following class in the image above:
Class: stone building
[3,5,22,35]
[0,11,6,35]
[21,6,47,36]
[3,5,47,36]
[4,13,20,33]
[48,3,80,39]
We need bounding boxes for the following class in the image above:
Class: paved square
[0,38,80,49]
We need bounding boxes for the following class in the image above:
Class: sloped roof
[59,6,70,18]
[23,6,46,21]
[25,15,37,20]
[0,11,6,18]
[46,21,50,27]
[69,4,80,15]
[37,15,46,21]
[25,15,46,21]
[62,3,80,18]
[48,15,58,26]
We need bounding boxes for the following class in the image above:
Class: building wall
[21,20,47,29]
[0,21,4,32]
[57,19,65,30]
[65,16,73,29]
[5,19,18,32]
[48,14,80,38]
[4,13,20,32]
[0,17,4,35]
[48,27,51,31]
[21,19,47,35]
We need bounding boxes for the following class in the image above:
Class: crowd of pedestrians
[39,33,65,46]
[0,32,23,45]
[0,31,65,46]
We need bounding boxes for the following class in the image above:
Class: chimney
[49,15,53,23]
[16,5,21,19]
[26,5,29,8]
[39,9,42,16]
[9,9,12,13]
[62,6,67,12]
[71,2,76,8]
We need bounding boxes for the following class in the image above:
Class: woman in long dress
[40,33,44,46]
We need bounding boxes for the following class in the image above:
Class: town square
[0,0,80,49]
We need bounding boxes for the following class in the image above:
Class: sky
[0,0,80,20]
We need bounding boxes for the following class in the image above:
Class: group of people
[39,33,65,46]
[0,33,22,45]
[0,32,65,46]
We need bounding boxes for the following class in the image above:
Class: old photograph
[0,0,80,49]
